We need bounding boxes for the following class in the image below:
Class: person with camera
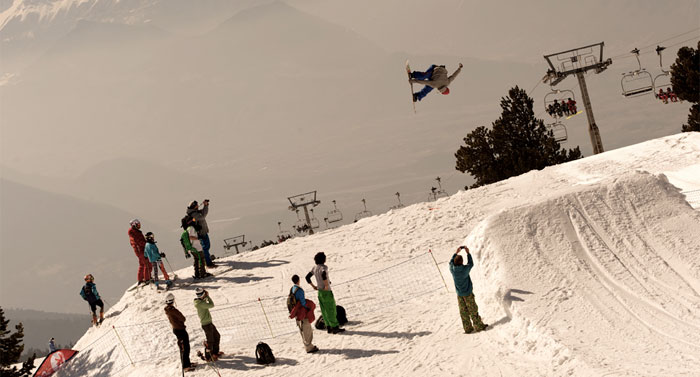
[449,246,487,333]
[194,288,221,360]
[186,199,215,268]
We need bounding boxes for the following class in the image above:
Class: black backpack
[315,316,326,330]
[82,284,97,304]
[336,305,348,326]
[255,342,275,364]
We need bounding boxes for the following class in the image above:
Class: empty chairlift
[621,48,654,97]
[326,200,343,224]
[354,199,373,222]
[389,192,405,210]
[308,209,321,229]
[546,121,568,143]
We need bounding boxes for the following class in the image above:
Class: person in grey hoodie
[186,199,215,267]
[409,63,463,102]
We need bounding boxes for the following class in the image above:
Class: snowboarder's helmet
[84,274,94,282]
[145,232,154,241]
[441,87,450,95]
[188,200,198,209]
[195,288,206,298]
[165,293,175,305]
[130,218,140,227]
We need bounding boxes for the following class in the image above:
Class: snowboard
[176,265,234,288]
[566,110,582,120]
[406,60,416,113]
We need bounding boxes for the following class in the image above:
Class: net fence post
[429,249,449,292]
[258,298,275,338]
[112,326,135,366]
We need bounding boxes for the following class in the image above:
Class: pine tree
[455,86,582,188]
[670,41,699,132]
[0,307,35,377]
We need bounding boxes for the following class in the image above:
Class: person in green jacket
[449,246,487,333]
[194,288,221,359]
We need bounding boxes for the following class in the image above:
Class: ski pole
[163,255,178,279]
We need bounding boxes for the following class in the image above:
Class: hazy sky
[1,0,698,312]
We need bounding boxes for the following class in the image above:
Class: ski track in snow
[54,134,700,377]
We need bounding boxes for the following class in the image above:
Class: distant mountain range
[3,308,90,358]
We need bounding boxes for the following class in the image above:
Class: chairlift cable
[609,27,700,60]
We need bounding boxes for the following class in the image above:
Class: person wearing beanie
[193,288,221,360]
[408,63,463,102]
[164,293,196,372]
[144,232,172,289]
[449,246,487,333]
[305,252,345,334]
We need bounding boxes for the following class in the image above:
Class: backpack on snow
[255,342,275,364]
[314,316,326,330]
[336,305,348,326]
[286,287,297,313]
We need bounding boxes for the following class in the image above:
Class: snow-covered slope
[54,133,700,377]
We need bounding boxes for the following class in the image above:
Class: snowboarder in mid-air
[409,63,463,102]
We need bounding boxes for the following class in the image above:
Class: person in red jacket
[128,219,151,286]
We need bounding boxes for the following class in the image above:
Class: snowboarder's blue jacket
[80,282,101,303]
[144,242,161,263]
[449,253,474,297]
[291,285,307,307]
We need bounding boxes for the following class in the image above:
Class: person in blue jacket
[449,246,487,333]
[290,275,318,353]
[79,274,104,326]
[144,232,172,289]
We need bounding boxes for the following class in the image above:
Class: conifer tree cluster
[455,86,582,188]
[670,41,699,132]
[0,307,35,377]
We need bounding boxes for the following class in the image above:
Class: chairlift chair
[389,192,405,210]
[621,48,654,97]
[544,88,577,118]
[294,209,308,234]
[277,221,292,240]
[308,209,321,229]
[652,45,677,103]
[326,200,343,224]
[354,198,373,222]
[546,121,568,143]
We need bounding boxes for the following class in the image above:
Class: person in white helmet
[127,219,152,286]
[409,63,463,102]
[194,288,221,360]
[164,293,196,372]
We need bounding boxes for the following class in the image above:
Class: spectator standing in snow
[449,246,487,333]
[79,274,104,326]
[48,338,56,353]
[409,63,463,102]
[186,200,215,268]
[181,216,209,279]
[128,219,152,286]
[144,232,172,290]
[305,252,345,334]
[194,288,221,360]
[289,275,319,353]
[164,293,196,372]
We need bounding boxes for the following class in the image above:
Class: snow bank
[57,133,700,377]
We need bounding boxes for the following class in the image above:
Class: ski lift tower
[543,42,612,155]
[223,235,247,254]
[429,177,449,201]
[287,191,321,235]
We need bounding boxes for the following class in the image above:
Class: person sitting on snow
[409,63,463,102]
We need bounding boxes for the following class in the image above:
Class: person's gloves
[459,63,463,68]
[160,252,166,258]
[184,252,191,259]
